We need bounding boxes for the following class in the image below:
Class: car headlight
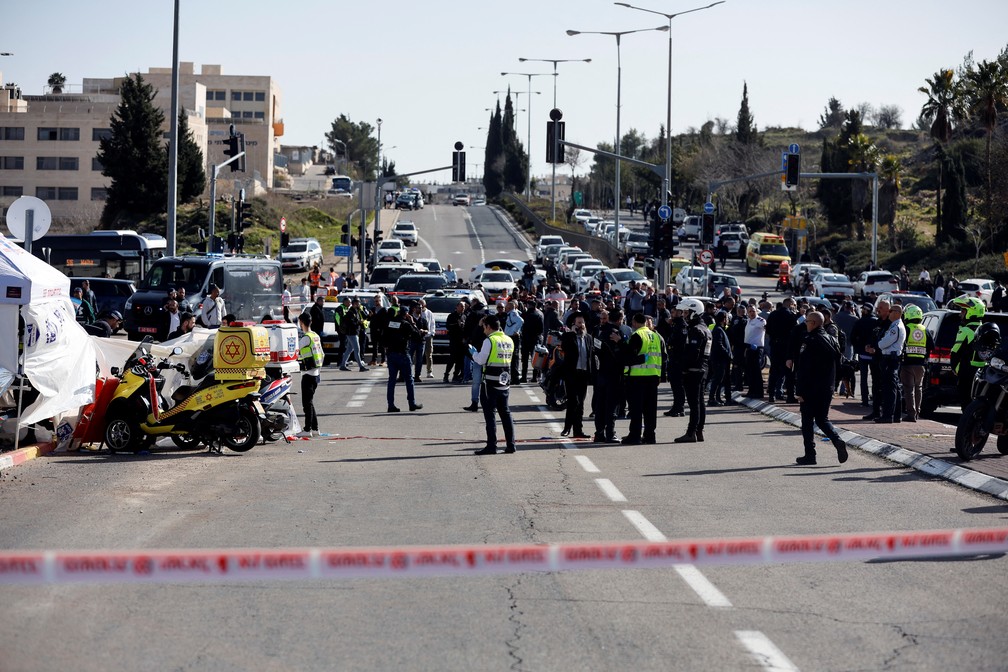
[124,296,133,310]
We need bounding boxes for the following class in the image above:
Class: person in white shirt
[298,278,311,313]
[281,284,293,322]
[744,304,767,398]
[420,299,436,378]
[546,286,568,313]
[200,284,226,328]
[934,283,945,308]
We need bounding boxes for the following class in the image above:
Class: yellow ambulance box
[745,233,791,276]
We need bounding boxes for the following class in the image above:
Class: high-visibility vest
[628,327,661,377]
[299,330,323,370]
[952,320,982,373]
[904,323,928,363]
[484,330,513,383]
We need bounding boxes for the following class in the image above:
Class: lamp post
[518,57,591,221]
[567,24,668,232]
[374,118,382,248]
[614,1,725,218]
[501,72,551,201]
[332,138,347,176]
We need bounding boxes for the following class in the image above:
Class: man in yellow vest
[899,304,931,422]
[471,313,516,455]
[297,312,324,438]
[950,296,986,412]
[618,312,663,444]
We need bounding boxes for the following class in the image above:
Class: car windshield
[282,243,307,253]
[424,297,463,313]
[379,241,402,249]
[611,270,643,281]
[141,261,206,294]
[821,274,849,283]
[394,275,448,292]
[395,223,416,231]
[418,260,442,272]
[481,272,513,282]
[627,232,649,242]
[369,267,413,284]
[760,244,789,256]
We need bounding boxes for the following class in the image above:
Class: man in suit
[559,313,592,438]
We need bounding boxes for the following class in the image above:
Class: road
[1,205,1007,671]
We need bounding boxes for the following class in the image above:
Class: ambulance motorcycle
[103,338,266,454]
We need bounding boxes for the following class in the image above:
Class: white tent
[0,236,96,430]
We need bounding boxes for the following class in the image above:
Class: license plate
[253,400,265,415]
[139,327,158,333]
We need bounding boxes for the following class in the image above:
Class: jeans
[481,383,515,449]
[858,357,873,404]
[301,372,319,431]
[470,363,482,404]
[707,360,729,403]
[900,364,925,418]
[409,339,425,379]
[340,334,364,368]
[386,352,416,408]
[799,392,841,458]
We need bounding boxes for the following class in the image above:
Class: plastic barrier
[1,527,1006,586]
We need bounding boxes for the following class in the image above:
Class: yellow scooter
[102,339,265,454]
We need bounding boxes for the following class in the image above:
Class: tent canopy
[0,236,70,305]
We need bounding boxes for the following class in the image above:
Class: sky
[4,1,1007,184]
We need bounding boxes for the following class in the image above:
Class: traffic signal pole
[206,152,245,252]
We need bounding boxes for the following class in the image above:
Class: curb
[0,442,56,473]
[737,395,1008,501]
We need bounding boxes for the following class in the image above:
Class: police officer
[871,303,906,423]
[591,309,625,443]
[619,312,663,445]
[674,298,712,443]
[297,312,324,438]
[900,304,931,422]
[950,296,986,412]
[382,303,424,413]
[794,311,847,465]
[662,304,688,417]
[472,314,517,455]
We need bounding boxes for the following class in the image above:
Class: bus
[31,230,167,281]
[330,175,353,197]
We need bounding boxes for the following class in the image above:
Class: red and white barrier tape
[2,527,1006,585]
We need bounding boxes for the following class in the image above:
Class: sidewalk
[737,394,1008,501]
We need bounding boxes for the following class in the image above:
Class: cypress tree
[735,82,756,145]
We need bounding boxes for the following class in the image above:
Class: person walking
[559,313,592,438]
[674,298,711,443]
[900,305,931,422]
[382,304,424,413]
[794,311,848,465]
[443,301,467,383]
[743,304,766,398]
[619,312,663,444]
[296,312,324,438]
[472,314,517,455]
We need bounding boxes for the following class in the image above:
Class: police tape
[2,526,1006,585]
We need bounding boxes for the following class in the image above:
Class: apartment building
[0,63,282,225]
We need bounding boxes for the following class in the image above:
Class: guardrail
[498,193,622,268]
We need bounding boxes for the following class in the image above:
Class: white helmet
[678,297,705,318]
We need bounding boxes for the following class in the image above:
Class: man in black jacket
[591,309,625,443]
[708,311,732,405]
[443,301,467,383]
[765,300,798,402]
[463,300,489,410]
[674,298,711,443]
[520,300,544,383]
[849,304,878,407]
[559,313,593,438]
[794,311,847,465]
[662,305,688,417]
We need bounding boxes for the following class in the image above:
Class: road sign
[334,245,352,257]
[5,196,52,242]
[280,216,287,233]
[658,205,672,220]
[574,191,583,206]
[703,201,715,215]
[788,143,801,154]
[698,249,714,266]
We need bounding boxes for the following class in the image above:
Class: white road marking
[575,455,599,473]
[548,422,563,433]
[595,478,627,502]
[346,401,365,408]
[735,631,800,671]
[526,393,542,404]
[622,510,667,542]
[465,214,485,263]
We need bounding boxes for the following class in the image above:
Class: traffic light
[452,150,466,182]
[223,134,239,165]
[662,220,677,258]
[546,120,566,163]
[234,132,246,173]
[280,231,290,248]
[237,201,252,232]
[701,213,715,246]
[785,152,801,188]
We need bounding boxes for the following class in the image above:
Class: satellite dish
[5,196,52,241]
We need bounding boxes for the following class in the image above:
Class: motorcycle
[258,373,295,442]
[775,273,790,292]
[954,324,1008,461]
[103,339,266,454]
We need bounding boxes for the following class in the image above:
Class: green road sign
[574,191,583,206]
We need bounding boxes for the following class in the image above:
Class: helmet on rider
[974,322,1001,362]
[678,297,705,319]
[951,295,986,321]
[902,304,923,323]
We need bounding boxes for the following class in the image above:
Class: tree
[874,105,904,130]
[878,155,902,251]
[735,82,756,145]
[483,105,505,197]
[941,150,968,240]
[918,68,962,243]
[174,111,206,204]
[97,74,167,227]
[846,130,880,241]
[962,58,1008,236]
[324,115,379,180]
[47,72,66,94]
[501,91,527,194]
[818,97,845,129]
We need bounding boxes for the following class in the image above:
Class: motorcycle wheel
[954,399,991,461]
[105,415,140,454]
[222,408,260,453]
[171,434,202,450]
[997,435,1008,455]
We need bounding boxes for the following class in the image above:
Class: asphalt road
[1,206,1007,671]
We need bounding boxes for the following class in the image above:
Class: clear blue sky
[4,0,1007,183]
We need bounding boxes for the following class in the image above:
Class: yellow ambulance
[745,232,791,275]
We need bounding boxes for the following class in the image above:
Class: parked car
[365,261,425,292]
[395,193,419,210]
[373,239,407,263]
[536,235,565,262]
[716,232,748,259]
[472,197,486,206]
[920,309,1008,417]
[277,237,324,272]
[390,272,450,301]
[958,278,996,307]
[425,289,488,352]
[789,263,828,291]
[623,230,651,257]
[678,215,700,241]
[676,265,708,295]
[69,277,136,319]
[452,193,471,206]
[706,272,742,299]
[853,270,899,298]
[809,271,856,302]
[571,209,594,226]
[470,258,525,282]
[874,291,937,315]
[473,270,517,298]
[391,221,419,247]
[575,264,609,293]
[413,257,443,274]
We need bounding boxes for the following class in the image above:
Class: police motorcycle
[257,373,294,442]
[954,322,1008,461]
[103,334,267,454]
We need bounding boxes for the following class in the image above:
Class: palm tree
[918,69,961,243]
[47,72,66,94]
[878,155,902,251]
[962,59,1008,233]
[847,133,880,240]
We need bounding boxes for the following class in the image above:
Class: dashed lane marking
[595,478,627,502]
[735,631,800,671]
[575,455,600,473]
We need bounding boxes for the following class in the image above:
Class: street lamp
[567,24,668,232]
[518,57,592,221]
[501,72,551,201]
[614,1,725,219]
[332,138,348,174]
